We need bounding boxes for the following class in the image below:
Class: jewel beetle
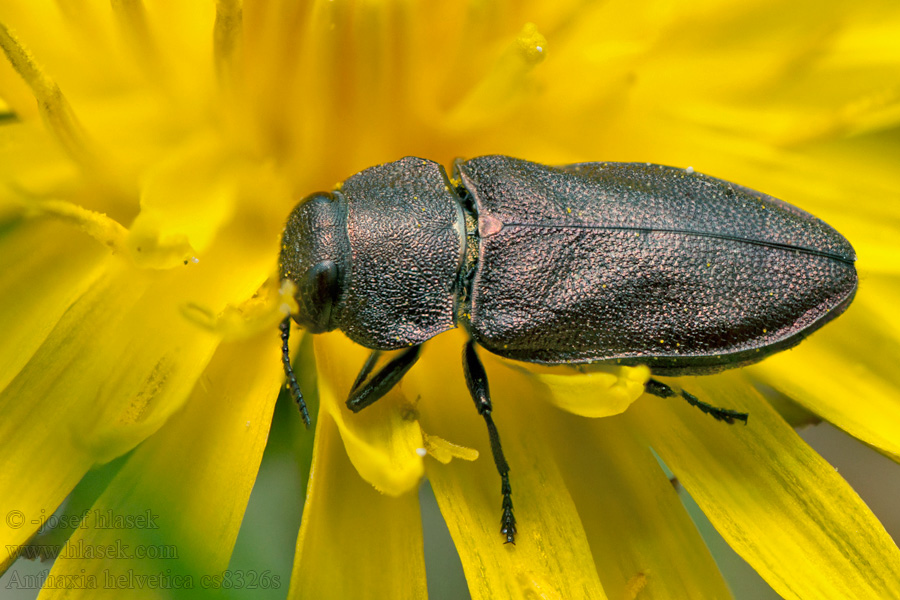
[279,155,858,544]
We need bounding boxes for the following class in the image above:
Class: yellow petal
[0,1,120,101]
[0,218,105,394]
[485,353,649,418]
[0,123,79,203]
[0,259,221,565]
[0,220,108,567]
[0,257,214,462]
[127,135,241,269]
[313,332,425,496]
[547,409,732,599]
[442,22,547,132]
[411,331,609,600]
[0,202,273,560]
[749,284,900,460]
[631,372,900,600]
[289,411,427,600]
[38,330,282,598]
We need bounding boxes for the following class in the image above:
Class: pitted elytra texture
[455,156,856,373]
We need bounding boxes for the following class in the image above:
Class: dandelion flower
[0,1,899,599]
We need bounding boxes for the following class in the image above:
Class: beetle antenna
[463,339,517,544]
[280,316,311,428]
[646,378,748,424]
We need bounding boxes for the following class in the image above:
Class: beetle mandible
[278,155,858,544]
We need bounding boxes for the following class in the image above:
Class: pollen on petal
[624,572,649,599]
[422,431,479,464]
[516,22,548,66]
[279,279,299,313]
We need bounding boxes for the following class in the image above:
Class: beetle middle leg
[463,339,517,544]
[346,345,423,412]
[646,378,749,424]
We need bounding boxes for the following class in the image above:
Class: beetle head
[279,191,349,333]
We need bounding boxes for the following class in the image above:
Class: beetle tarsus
[346,346,422,412]
[679,389,749,424]
[499,470,516,544]
[280,317,311,428]
[646,378,749,425]
[464,339,517,544]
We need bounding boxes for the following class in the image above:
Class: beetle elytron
[279,155,858,544]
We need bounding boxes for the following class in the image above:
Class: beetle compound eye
[303,260,340,333]
[309,191,337,205]
[279,187,350,334]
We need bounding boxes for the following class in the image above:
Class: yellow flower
[1,1,899,599]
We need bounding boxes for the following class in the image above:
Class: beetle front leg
[463,339,516,544]
[646,378,749,424]
[346,345,422,412]
[350,349,382,396]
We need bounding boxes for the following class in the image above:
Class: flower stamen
[110,0,162,78]
[214,0,243,90]
[0,22,99,169]
[444,22,547,130]
[778,85,900,145]
[19,197,129,255]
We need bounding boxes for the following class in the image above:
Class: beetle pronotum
[279,155,858,544]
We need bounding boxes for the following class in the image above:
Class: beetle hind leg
[280,317,311,428]
[346,345,422,412]
[646,378,749,424]
[679,388,749,424]
[463,339,517,544]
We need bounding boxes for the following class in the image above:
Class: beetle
[278,155,858,544]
